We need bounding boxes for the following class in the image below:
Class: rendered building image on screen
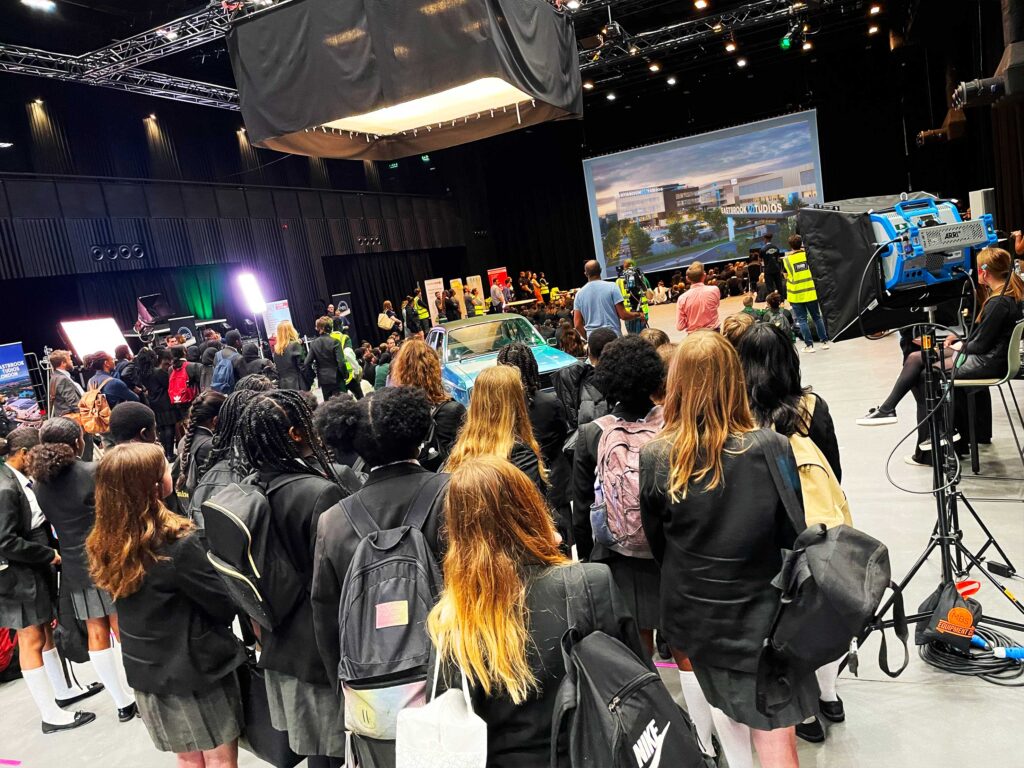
[582,110,824,277]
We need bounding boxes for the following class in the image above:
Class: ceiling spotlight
[606,92,616,101]
[148,113,156,120]
[868,24,879,35]
[725,38,737,52]
[566,0,581,9]
[694,0,708,9]
[869,4,882,14]
[33,98,43,105]
[802,40,813,51]
[736,57,747,68]
[667,76,677,86]
[780,33,792,50]
[0,142,13,149]
[629,44,639,55]
[648,61,661,72]
[583,81,594,90]
[21,0,57,12]
[712,22,723,32]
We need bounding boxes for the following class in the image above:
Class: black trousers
[345,378,364,400]
[764,271,786,299]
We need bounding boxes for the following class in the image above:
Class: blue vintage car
[426,314,579,405]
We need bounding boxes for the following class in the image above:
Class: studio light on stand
[238,272,267,359]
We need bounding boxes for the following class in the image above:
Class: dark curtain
[322,250,435,344]
[5,263,243,356]
[992,100,1024,231]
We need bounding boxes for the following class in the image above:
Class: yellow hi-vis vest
[473,297,485,315]
[329,331,354,383]
[414,296,430,320]
[617,277,650,317]
[783,250,818,304]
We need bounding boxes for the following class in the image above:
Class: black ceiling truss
[0,0,865,111]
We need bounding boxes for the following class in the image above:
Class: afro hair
[315,386,432,467]
[593,335,665,411]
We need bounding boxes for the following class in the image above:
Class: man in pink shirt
[676,261,721,333]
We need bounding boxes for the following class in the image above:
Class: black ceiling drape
[322,250,436,344]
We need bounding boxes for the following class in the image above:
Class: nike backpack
[337,473,448,740]
[589,408,663,558]
[551,565,710,768]
[202,474,308,630]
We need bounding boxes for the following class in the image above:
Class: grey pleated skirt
[265,668,347,758]
[136,672,244,754]
[0,572,53,630]
[606,554,662,631]
[69,586,116,620]
[693,663,819,731]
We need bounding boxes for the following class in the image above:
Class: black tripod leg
[957,493,1018,576]
[953,540,1024,619]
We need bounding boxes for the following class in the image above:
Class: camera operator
[759,232,786,299]
[859,247,1024,462]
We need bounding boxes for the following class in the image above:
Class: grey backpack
[337,473,448,740]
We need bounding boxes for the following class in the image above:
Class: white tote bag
[395,649,487,768]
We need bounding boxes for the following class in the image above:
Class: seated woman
[429,456,647,768]
[858,247,1024,444]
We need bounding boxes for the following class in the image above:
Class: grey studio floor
[2,296,1023,768]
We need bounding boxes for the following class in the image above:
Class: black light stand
[866,309,1024,658]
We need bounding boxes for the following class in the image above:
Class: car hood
[447,344,577,384]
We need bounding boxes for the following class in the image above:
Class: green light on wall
[420,154,430,162]
[388,161,399,169]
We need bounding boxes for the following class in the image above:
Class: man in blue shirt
[573,260,644,339]
[85,351,140,409]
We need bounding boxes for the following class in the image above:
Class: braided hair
[234,373,275,392]
[200,389,260,476]
[239,389,335,480]
[496,342,541,401]
[176,390,226,491]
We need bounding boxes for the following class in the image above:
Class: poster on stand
[331,292,357,341]
[0,342,42,428]
[167,315,198,347]
[466,275,484,313]
[262,300,294,342]
[424,278,445,325]
[450,278,467,319]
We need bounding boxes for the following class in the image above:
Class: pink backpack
[590,407,663,558]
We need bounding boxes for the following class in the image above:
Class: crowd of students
[3,247,1019,768]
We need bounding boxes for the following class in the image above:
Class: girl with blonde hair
[445,365,547,493]
[640,332,809,768]
[88,442,246,767]
[429,456,645,767]
[390,339,465,468]
[272,319,309,391]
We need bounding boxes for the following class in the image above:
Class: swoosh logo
[646,722,671,768]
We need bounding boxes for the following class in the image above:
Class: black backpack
[337,473,448,740]
[188,456,248,528]
[753,431,908,716]
[551,566,709,768]
[202,474,308,630]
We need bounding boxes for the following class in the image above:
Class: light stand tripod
[866,309,1024,659]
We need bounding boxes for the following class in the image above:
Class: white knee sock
[815,659,842,703]
[678,670,715,757]
[89,648,134,708]
[42,648,84,699]
[23,667,75,725]
[710,707,753,768]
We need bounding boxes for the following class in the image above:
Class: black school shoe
[819,697,845,723]
[56,681,104,708]
[795,717,826,743]
[118,702,139,722]
[857,406,897,426]
[41,710,96,734]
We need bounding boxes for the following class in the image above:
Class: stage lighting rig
[952,2,1024,109]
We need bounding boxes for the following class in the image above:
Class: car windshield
[445,317,546,362]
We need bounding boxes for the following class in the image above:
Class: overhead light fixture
[0,142,13,149]
[648,61,661,72]
[583,80,594,90]
[725,38,737,52]
[148,113,156,120]
[629,44,639,55]
[20,0,56,12]
[157,28,178,41]
[868,24,880,35]
[230,4,582,160]
[606,92,616,101]
[712,22,723,32]
[566,0,582,9]
[238,273,266,314]
[736,57,747,68]
[780,33,792,50]
[869,4,882,14]
[802,40,813,51]
[667,76,677,86]
[694,0,708,9]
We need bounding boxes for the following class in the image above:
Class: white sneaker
[802,345,816,353]
[904,454,930,467]
[820,342,830,350]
